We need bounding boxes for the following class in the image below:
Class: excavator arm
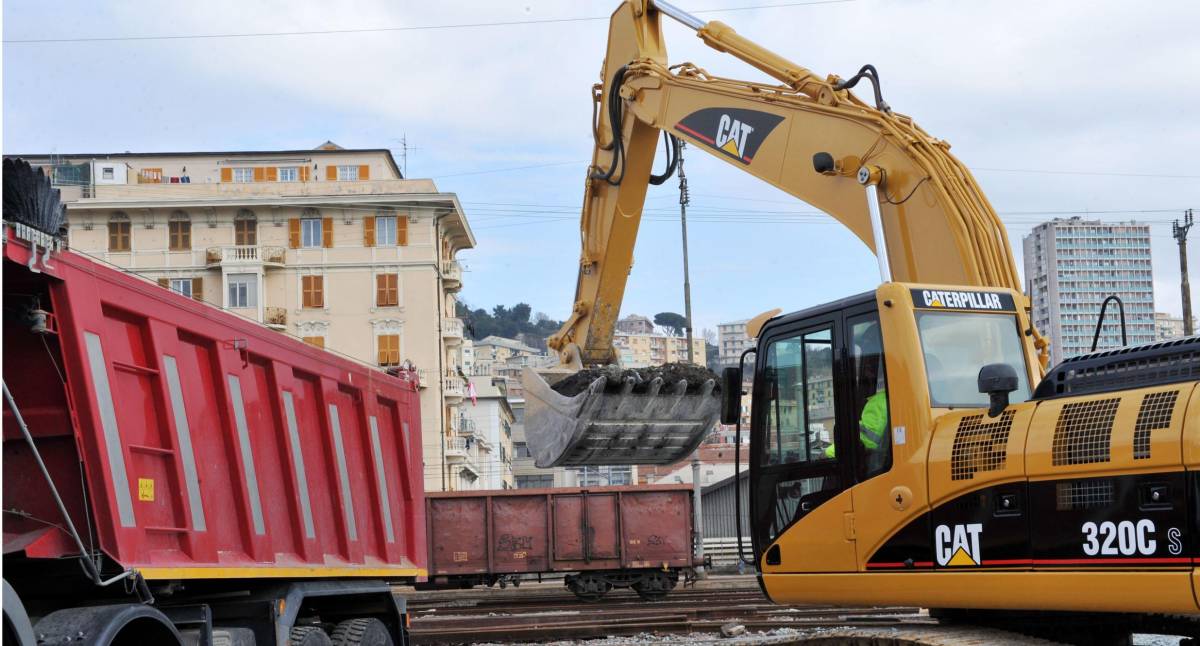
[524,0,1046,468]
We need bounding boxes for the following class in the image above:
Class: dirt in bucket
[551,362,721,397]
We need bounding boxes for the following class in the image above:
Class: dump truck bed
[3,227,426,580]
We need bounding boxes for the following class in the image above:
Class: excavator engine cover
[522,367,720,467]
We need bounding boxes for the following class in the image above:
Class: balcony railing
[444,374,466,398]
[205,245,286,266]
[446,437,469,456]
[442,317,464,341]
[264,306,287,328]
[442,260,462,290]
[457,416,477,436]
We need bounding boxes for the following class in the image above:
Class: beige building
[457,376,515,490]
[717,319,753,369]
[1155,312,1194,341]
[613,327,706,368]
[20,144,475,492]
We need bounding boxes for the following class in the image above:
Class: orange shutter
[220,167,232,182]
[314,276,324,308]
[376,274,385,306]
[322,218,333,248]
[377,336,387,365]
[191,277,203,301]
[363,216,375,247]
[288,218,301,248]
[303,336,325,348]
[358,165,370,181]
[253,167,265,182]
[265,167,278,182]
[299,166,311,182]
[397,216,409,246]
[158,278,170,288]
[326,166,338,181]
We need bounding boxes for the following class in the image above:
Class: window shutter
[288,218,301,248]
[363,216,375,247]
[322,218,333,248]
[377,337,387,365]
[191,277,203,301]
[158,278,170,289]
[314,276,324,308]
[220,167,232,182]
[299,166,311,182]
[397,216,409,246]
[265,167,278,182]
[376,274,385,307]
[326,166,338,181]
[358,165,370,180]
[253,167,265,182]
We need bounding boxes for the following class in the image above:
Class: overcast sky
[5,1,1199,335]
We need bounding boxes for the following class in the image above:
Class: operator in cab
[824,322,888,474]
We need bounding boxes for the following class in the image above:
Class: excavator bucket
[521,366,721,468]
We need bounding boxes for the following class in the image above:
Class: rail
[442,317,464,339]
[442,260,462,282]
[444,374,466,397]
[205,245,286,266]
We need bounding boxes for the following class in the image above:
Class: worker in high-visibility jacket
[824,321,887,463]
[824,390,887,459]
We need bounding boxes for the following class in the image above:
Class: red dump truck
[3,161,425,645]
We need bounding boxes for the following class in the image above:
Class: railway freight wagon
[423,485,701,600]
[2,162,425,646]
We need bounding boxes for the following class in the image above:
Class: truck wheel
[290,626,333,646]
[330,618,393,646]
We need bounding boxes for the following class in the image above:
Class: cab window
[761,327,835,466]
[848,316,891,479]
[916,311,1031,408]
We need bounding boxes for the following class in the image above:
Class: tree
[654,312,688,336]
[457,300,564,342]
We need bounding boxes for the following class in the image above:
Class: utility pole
[679,141,695,364]
[1174,209,1194,336]
[677,141,705,577]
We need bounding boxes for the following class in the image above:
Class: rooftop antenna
[394,134,420,178]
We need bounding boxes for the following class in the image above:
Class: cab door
[751,313,858,573]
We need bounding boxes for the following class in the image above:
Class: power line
[973,167,1200,180]
[2,1,856,45]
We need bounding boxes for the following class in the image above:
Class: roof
[475,336,539,353]
[6,145,403,179]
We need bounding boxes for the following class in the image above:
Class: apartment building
[717,319,753,369]
[455,376,515,490]
[1022,218,1155,363]
[612,327,705,368]
[16,144,475,492]
[1155,312,1194,341]
[616,314,655,334]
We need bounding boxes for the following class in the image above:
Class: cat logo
[674,107,784,165]
[910,288,1016,312]
[935,523,983,567]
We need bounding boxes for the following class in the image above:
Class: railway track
[401,576,1059,645]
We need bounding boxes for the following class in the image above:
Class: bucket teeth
[521,367,721,468]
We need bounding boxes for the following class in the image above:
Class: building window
[101,167,114,180]
[235,217,257,246]
[301,218,322,248]
[228,273,257,308]
[376,273,399,307]
[513,442,531,458]
[169,278,193,298]
[302,275,324,308]
[168,215,191,251]
[278,167,298,182]
[108,215,131,251]
[378,334,400,366]
[232,167,254,183]
[302,336,325,348]
[139,168,162,184]
[376,216,397,246]
[516,474,554,489]
[337,165,359,181]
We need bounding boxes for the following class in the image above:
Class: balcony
[205,245,286,268]
[443,374,466,401]
[442,317,464,344]
[264,306,287,330]
[442,260,462,290]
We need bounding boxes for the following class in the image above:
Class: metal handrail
[1090,295,1128,352]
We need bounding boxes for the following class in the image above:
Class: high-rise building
[14,145,476,492]
[717,319,753,369]
[1022,218,1155,363]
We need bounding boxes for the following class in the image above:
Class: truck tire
[330,618,393,646]
[290,626,333,646]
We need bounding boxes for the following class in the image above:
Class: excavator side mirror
[977,363,1018,418]
[812,152,836,175]
[720,367,742,425]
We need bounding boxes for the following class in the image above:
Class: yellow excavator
[522,0,1199,640]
